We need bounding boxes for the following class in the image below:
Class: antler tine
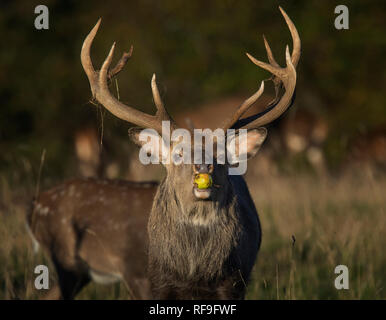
[240,45,296,129]
[279,6,301,68]
[81,18,101,95]
[263,35,282,103]
[81,19,175,133]
[221,81,265,130]
[151,74,175,128]
[100,41,117,82]
[266,6,301,106]
[263,35,279,68]
[108,45,133,79]
[246,52,287,78]
[223,7,300,131]
[151,74,169,118]
[221,34,280,131]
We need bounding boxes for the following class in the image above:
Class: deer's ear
[227,128,267,163]
[128,127,170,162]
[128,127,148,147]
[245,127,267,158]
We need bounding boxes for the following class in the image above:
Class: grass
[246,166,385,299]
[0,165,385,299]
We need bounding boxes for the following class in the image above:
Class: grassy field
[0,166,385,300]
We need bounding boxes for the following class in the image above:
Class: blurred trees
[0,0,385,179]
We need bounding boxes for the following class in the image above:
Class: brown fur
[27,178,157,299]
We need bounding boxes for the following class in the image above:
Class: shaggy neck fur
[148,177,241,281]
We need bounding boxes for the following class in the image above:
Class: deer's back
[28,178,158,283]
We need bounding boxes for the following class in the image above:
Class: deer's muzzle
[193,173,213,199]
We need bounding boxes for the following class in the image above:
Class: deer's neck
[148,179,241,279]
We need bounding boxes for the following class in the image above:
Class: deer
[74,126,102,178]
[27,6,300,300]
[27,178,158,299]
[27,50,157,300]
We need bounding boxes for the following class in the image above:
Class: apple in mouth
[193,173,213,199]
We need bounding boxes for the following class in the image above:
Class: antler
[81,19,176,133]
[223,7,301,131]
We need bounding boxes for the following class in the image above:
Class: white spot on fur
[39,206,50,216]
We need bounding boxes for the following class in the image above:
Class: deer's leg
[40,284,62,300]
[54,262,90,300]
[130,277,152,300]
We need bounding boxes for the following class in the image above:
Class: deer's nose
[194,164,214,174]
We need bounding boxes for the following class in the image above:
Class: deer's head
[81,7,300,203]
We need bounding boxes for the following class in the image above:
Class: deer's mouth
[193,186,212,200]
[193,173,213,200]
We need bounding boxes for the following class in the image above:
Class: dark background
[0,0,385,181]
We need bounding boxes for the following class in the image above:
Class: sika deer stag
[28,6,300,300]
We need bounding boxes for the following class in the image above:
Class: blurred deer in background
[278,110,328,172]
[346,128,386,170]
[74,127,102,177]
[74,126,122,179]
[28,6,300,299]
